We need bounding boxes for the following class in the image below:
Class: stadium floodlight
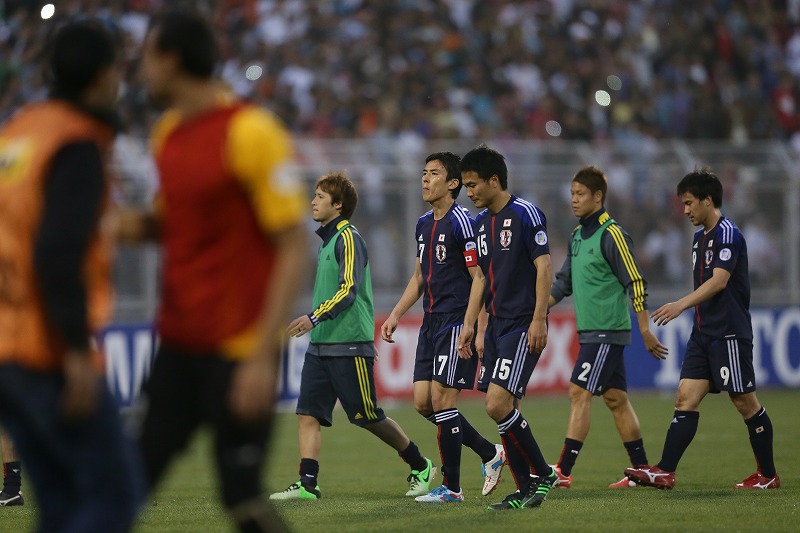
[595,90,611,107]
[606,75,622,91]
[545,120,562,137]
[41,3,55,19]
[245,65,262,81]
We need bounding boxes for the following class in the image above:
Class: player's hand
[229,356,277,423]
[651,302,684,326]
[287,315,313,337]
[642,330,668,360]
[61,350,99,420]
[380,315,398,343]
[475,330,485,360]
[528,318,547,354]
[457,324,474,359]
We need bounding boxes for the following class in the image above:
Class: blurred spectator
[743,215,782,287]
[0,0,796,143]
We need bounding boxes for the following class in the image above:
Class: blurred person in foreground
[0,21,142,532]
[127,9,307,532]
[625,169,779,490]
[548,166,668,489]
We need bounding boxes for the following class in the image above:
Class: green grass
[3,390,798,531]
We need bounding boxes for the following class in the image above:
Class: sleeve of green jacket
[600,223,648,313]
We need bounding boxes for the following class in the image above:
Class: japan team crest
[435,244,446,262]
[500,229,512,247]
[705,249,713,266]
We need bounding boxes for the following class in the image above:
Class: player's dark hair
[149,10,217,79]
[572,165,608,205]
[47,21,117,100]
[458,145,508,190]
[426,151,462,198]
[317,171,358,220]
[677,168,723,207]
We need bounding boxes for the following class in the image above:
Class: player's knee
[602,390,627,411]
[674,389,700,411]
[485,398,511,422]
[729,392,760,418]
[413,399,432,418]
[568,384,592,405]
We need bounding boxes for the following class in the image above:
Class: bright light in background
[545,120,562,137]
[606,75,622,91]
[595,90,611,106]
[41,3,55,19]
[245,65,262,81]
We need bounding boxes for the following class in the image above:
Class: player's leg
[725,338,778,488]
[412,314,435,422]
[626,333,711,489]
[272,352,335,500]
[484,320,556,510]
[332,356,435,496]
[138,346,204,491]
[599,347,649,488]
[207,359,289,532]
[602,388,648,488]
[422,317,501,500]
[0,428,22,505]
[552,383,592,487]
[625,378,707,489]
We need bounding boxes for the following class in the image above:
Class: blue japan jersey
[691,215,752,339]
[416,202,477,314]
[475,195,550,319]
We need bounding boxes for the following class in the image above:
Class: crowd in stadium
[1,0,800,143]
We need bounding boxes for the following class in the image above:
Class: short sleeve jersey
[475,195,550,319]
[151,99,305,358]
[692,215,752,339]
[416,202,477,314]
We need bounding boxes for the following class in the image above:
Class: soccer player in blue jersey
[548,166,668,490]
[381,152,506,503]
[625,169,779,490]
[456,146,558,510]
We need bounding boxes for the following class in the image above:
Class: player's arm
[225,107,308,421]
[34,141,103,419]
[381,261,424,343]
[651,268,731,326]
[529,253,552,354]
[549,245,574,308]
[602,226,667,359]
[466,265,490,358]
[457,265,486,358]
[116,205,160,242]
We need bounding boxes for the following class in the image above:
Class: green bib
[570,218,631,332]
[310,223,375,344]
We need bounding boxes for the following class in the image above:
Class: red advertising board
[372,310,580,399]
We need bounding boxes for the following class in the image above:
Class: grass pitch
[2,389,798,531]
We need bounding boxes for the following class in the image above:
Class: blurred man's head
[47,21,120,110]
[141,10,217,104]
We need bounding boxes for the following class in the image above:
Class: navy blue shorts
[681,331,756,394]
[0,364,143,532]
[478,316,542,399]
[139,346,273,508]
[297,353,386,427]
[570,343,627,395]
[413,312,479,389]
